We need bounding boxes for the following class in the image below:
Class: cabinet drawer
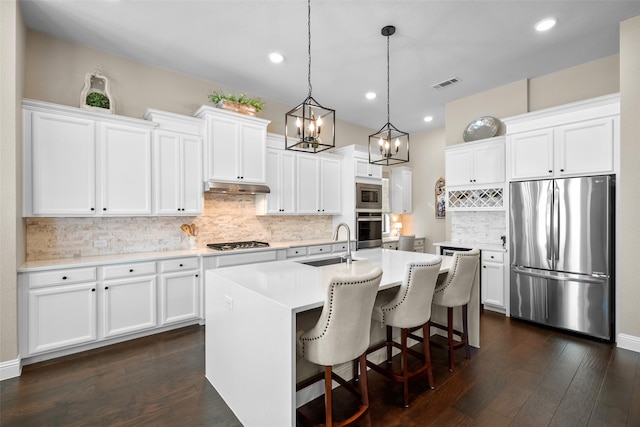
[28,267,97,288]
[286,247,307,258]
[102,261,156,279]
[308,245,332,255]
[414,239,425,248]
[332,242,350,252]
[160,257,199,273]
[481,251,504,263]
[382,242,398,250]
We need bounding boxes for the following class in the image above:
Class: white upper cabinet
[445,137,505,187]
[29,111,97,215]
[261,148,296,214]
[194,106,270,185]
[355,158,383,180]
[145,109,204,216]
[99,122,153,215]
[296,153,342,214]
[390,166,412,214]
[506,94,619,181]
[23,100,156,217]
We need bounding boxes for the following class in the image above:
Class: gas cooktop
[206,241,270,251]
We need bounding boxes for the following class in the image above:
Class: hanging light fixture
[369,25,409,165]
[285,0,335,153]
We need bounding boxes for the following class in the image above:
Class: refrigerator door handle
[553,182,560,262]
[512,266,606,284]
[546,182,553,263]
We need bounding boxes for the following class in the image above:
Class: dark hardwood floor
[2,311,639,426]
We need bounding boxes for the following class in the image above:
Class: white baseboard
[0,357,21,381]
[617,333,640,354]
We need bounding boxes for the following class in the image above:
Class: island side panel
[205,270,296,426]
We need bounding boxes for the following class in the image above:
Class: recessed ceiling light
[535,17,557,32]
[269,52,284,63]
[424,116,433,123]
[365,92,376,100]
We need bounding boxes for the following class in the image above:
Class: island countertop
[207,248,450,313]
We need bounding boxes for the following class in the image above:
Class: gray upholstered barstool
[430,249,480,371]
[365,258,442,407]
[296,267,383,427]
[397,235,415,252]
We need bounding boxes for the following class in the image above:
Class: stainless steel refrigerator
[509,175,615,340]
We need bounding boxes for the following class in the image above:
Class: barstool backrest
[299,267,383,366]
[433,249,480,308]
[381,258,442,328]
[397,235,416,252]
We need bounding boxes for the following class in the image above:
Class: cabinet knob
[179,264,183,267]
[90,208,95,211]
[560,169,564,172]
[103,208,107,211]
[483,266,486,269]
[62,276,67,280]
[91,288,96,292]
[105,286,109,290]
[129,269,134,272]
[195,274,199,278]
[548,170,553,173]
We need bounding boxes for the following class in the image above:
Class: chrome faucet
[333,223,352,265]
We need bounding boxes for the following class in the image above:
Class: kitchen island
[204,248,479,427]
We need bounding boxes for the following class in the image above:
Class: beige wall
[529,55,620,112]
[0,0,25,364]
[619,15,640,340]
[24,30,371,148]
[403,127,447,251]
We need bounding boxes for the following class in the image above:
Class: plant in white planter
[209,90,264,116]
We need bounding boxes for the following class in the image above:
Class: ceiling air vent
[431,77,460,89]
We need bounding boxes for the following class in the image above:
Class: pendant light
[285,0,335,153]
[369,25,409,165]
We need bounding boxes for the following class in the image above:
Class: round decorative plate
[463,116,500,142]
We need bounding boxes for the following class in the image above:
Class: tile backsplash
[450,211,506,245]
[26,193,333,261]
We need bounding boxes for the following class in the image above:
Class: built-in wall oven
[356,211,383,249]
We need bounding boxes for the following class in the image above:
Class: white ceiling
[19,0,640,132]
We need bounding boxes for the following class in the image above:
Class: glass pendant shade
[368,25,409,165]
[285,95,335,153]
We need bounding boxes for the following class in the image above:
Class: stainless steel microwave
[355,183,382,211]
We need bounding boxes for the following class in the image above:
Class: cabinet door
[355,158,382,179]
[320,157,341,214]
[28,282,97,354]
[159,271,200,325]
[555,117,614,177]
[239,123,267,183]
[181,135,203,214]
[207,116,239,181]
[264,150,281,214]
[391,168,412,214]
[474,143,505,185]
[297,155,320,214]
[30,112,96,215]
[155,131,182,215]
[445,148,474,186]
[100,123,152,215]
[509,129,554,180]
[481,262,505,308]
[102,277,157,338]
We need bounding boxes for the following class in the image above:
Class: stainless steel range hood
[205,181,270,194]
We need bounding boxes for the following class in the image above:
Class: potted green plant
[85,92,111,109]
[209,90,265,116]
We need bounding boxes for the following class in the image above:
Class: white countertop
[17,238,357,272]
[433,240,507,252]
[207,248,450,313]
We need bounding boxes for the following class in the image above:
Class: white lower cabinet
[481,251,505,310]
[21,256,202,360]
[28,282,98,355]
[102,276,157,338]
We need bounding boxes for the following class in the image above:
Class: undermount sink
[297,257,358,267]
